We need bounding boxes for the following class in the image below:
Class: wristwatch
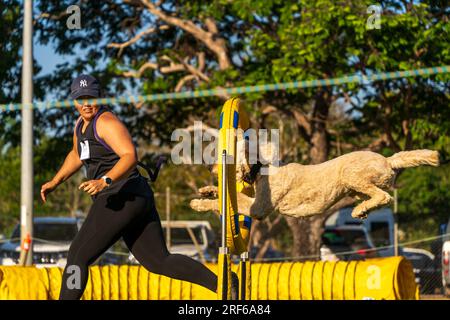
[101,176,112,187]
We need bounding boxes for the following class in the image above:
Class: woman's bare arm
[96,112,138,182]
[41,124,83,202]
[52,125,84,185]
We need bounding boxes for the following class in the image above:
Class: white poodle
[190,141,440,220]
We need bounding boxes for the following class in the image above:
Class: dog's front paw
[190,198,219,213]
[190,199,208,212]
[198,186,218,198]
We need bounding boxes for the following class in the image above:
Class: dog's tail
[387,149,440,169]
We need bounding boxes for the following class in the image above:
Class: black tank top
[75,106,152,199]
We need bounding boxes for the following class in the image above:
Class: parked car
[0,217,121,267]
[0,217,82,267]
[127,220,217,264]
[326,206,395,257]
[320,225,379,261]
[402,247,442,294]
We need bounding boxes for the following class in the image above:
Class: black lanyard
[138,156,166,182]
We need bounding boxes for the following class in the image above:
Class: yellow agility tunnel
[0,257,418,300]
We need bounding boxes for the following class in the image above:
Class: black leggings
[59,192,218,300]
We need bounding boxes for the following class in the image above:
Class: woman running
[40,75,219,300]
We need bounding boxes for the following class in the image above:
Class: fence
[1,232,448,296]
[0,65,449,112]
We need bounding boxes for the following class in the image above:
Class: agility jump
[217,97,253,300]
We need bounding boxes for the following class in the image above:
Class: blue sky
[34,42,65,77]
[33,41,139,101]
[34,42,73,101]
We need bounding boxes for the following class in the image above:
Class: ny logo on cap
[80,79,88,87]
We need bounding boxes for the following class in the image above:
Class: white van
[127,220,217,264]
[325,206,395,257]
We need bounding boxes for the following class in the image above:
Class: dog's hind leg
[351,186,393,219]
[348,191,369,202]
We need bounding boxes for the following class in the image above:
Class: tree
[27,0,450,259]
[397,165,450,242]
[231,0,449,257]
[0,0,24,144]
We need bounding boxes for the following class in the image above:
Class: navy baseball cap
[70,74,101,99]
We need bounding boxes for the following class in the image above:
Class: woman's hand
[40,180,59,203]
[79,179,108,196]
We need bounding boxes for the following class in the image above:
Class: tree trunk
[284,217,313,258]
[249,216,284,260]
[287,91,331,259]
[309,91,330,164]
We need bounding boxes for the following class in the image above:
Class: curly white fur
[190,142,440,220]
